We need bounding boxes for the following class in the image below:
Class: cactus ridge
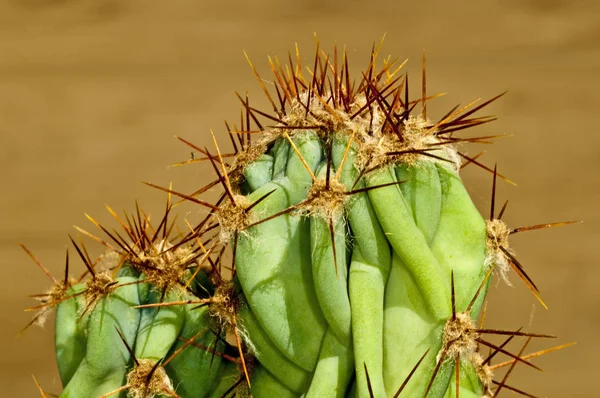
[22,39,577,398]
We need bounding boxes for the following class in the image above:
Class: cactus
[23,40,575,398]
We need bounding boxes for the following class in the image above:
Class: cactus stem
[138,268,244,382]
[23,40,575,397]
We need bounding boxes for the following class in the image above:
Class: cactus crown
[22,39,577,398]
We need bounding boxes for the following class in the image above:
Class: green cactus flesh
[23,41,575,398]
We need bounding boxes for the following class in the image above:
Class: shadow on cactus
[23,39,577,397]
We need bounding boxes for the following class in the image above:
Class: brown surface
[1,1,598,396]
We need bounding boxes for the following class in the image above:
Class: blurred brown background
[1,0,598,396]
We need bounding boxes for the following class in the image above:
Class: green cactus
[23,40,575,398]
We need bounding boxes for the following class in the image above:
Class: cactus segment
[54,283,89,386]
[234,132,329,371]
[271,137,291,180]
[366,168,450,320]
[244,154,274,192]
[238,303,312,393]
[395,161,442,244]
[235,197,327,370]
[60,276,141,397]
[134,288,185,361]
[165,302,225,397]
[333,135,392,398]
[285,131,323,200]
[331,135,391,271]
[208,360,243,398]
[310,163,352,346]
[383,252,447,397]
[349,247,388,398]
[305,328,354,398]
[444,360,484,398]
[430,163,488,313]
[250,365,298,398]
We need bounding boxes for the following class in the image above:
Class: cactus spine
[24,40,575,398]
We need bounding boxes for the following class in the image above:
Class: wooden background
[1,1,598,396]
